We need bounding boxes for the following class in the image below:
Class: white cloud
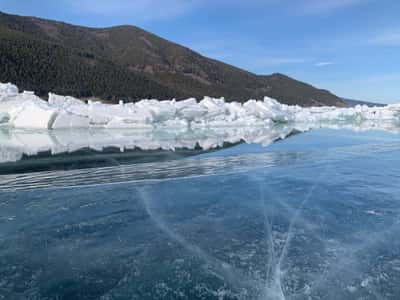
[296,0,369,15]
[368,30,400,46]
[315,62,334,67]
[251,57,310,67]
[70,0,199,21]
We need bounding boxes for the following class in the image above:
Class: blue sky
[0,0,399,103]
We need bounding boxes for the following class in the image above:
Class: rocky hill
[0,11,345,106]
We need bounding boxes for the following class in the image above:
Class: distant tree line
[0,28,178,101]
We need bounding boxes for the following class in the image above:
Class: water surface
[0,128,399,299]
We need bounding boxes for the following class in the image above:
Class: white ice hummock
[0,82,399,130]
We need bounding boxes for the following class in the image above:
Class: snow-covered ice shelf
[1,82,399,130]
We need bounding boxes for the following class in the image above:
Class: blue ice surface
[0,128,400,299]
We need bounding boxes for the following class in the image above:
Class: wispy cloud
[187,38,312,72]
[69,0,199,21]
[250,57,310,67]
[315,61,335,67]
[315,73,400,103]
[368,29,400,46]
[296,0,369,15]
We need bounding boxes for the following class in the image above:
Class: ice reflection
[297,119,400,134]
[1,131,400,192]
[0,125,295,165]
[1,119,400,166]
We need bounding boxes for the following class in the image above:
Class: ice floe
[1,82,399,130]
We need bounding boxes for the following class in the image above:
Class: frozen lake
[0,127,400,299]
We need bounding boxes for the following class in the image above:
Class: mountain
[342,98,386,107]
[0,11,346,107]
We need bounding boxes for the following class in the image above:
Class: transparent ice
[0,127,400,299]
